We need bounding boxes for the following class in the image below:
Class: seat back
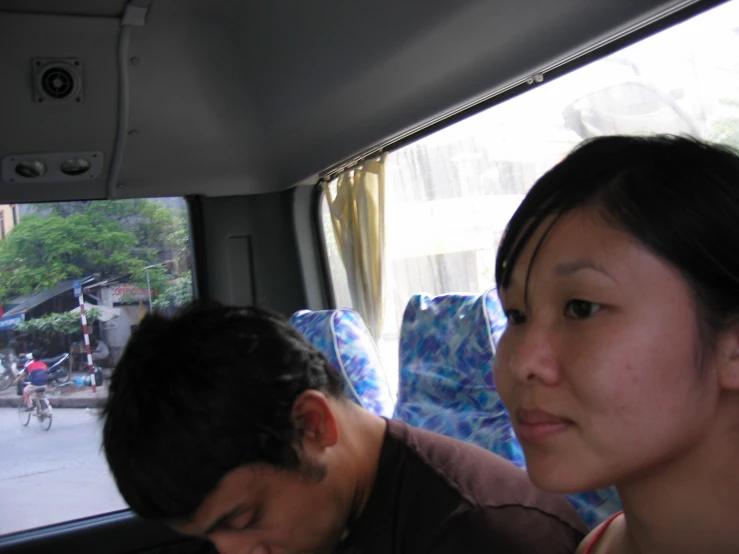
[290,308,394,418]
[393,289,621,529]
[392,290,523,464]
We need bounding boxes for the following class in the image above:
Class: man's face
[172,461,350,554]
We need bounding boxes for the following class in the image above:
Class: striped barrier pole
[77,294,97,393]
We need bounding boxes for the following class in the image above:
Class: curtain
[322,154,387,339]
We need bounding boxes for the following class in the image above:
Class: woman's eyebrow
[503,256,618,292]
[554,257,617,282]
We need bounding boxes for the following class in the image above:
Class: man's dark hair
[102,300,344,521]
[496,134,739,349]
[31,350,43,361]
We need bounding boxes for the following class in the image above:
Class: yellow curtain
[322,154,386,339]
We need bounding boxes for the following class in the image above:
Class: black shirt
[337,419,587,554]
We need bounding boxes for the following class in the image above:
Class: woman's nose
[503,323,562,386]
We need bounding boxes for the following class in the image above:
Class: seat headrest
[398,289,506,395]
[289,308,394,417]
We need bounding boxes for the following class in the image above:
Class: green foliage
[708,98,739,151]
[130,264,170,295]
[152,271,193,310]
[0,199,190,304]
[15,308,100,338]
[34,198,189,266]
[0,213,143,300]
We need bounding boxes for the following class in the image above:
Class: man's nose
[210,531,270,554]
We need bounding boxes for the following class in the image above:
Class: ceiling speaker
[32,59,84,104]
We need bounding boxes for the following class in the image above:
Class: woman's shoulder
[575,511,624,554]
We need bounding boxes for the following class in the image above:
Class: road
[0,407,128,536]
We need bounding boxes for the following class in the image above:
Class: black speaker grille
[41,67,75,99]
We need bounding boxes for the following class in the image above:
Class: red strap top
[583,511,623,554]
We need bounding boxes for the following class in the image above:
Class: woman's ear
[292,390,340,449]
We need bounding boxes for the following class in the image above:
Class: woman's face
[495,208,723,494]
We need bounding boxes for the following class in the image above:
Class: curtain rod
[320,149,385,183]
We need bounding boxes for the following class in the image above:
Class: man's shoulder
[387,418,535,499]
[427,505,585,554]
[386,419,586,535]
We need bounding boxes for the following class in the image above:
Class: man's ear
[292,390,340,449]
[718,325,739,391]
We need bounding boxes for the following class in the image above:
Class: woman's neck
[615,412,739,554]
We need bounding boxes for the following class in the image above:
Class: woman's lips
[515,408,573,442]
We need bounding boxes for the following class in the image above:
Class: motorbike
[0,353,20,390]
[17,352,71,386]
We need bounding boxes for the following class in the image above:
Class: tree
[35,198,190,270]
[152,271,193,311]
[708,98,739,151]
[0,199,190,304]
[0,213,145,301]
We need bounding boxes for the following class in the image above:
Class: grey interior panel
[225,235,255,306]
[292,184,333,311]
[0,1,127,17]
[0,0,700,202]
[0,11,118,203]
[201,191,307,316]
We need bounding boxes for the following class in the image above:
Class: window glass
[321,0,739,395]
[0,197,194,535]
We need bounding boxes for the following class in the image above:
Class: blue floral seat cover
[392,289,622,529]
[290,308,394,418]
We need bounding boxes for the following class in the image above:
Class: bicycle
[17,387,53,431]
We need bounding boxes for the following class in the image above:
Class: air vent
[2,152,103,184]
[42,67,75,99]
[32,59,83,104]
[15,161,47,179]
[60,158,91,176]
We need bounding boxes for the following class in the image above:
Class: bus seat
[392,289,622,529]
[290,308,395,418]
[392,291,523,464]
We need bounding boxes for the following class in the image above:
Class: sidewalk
[0,372,110,409]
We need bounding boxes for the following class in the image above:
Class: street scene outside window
[0,197,193,535]
[323,0,739,396]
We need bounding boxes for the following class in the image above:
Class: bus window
[0,197,194,536]
[321,0,739,392]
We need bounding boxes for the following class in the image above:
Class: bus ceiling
[0,0,725,203]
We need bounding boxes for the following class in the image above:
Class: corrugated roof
[3,276,95,317]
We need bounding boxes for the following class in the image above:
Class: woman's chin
[527,462,613,494]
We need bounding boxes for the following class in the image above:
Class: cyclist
[15,350,48,412]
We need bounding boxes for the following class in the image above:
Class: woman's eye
[565,299,601,320]
[504,309,527,325]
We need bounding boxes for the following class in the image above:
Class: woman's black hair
[495,134,739,343]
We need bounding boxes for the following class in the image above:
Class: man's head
[31,350,43,361]
[102,301,352,553]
